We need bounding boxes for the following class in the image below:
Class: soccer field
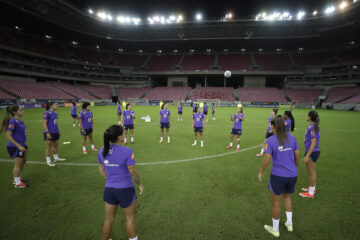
[0,105,359,240]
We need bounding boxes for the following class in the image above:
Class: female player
[299,111,320,198]
[177,103,183,122]
[79,102,97,154]
[159,102,171,143]
[226,106,245,152]
[122,103,135,144]
[71,102,79,128]
[284,102,295,133]
[0,105,28,188]
[98,124,144,240]
[43,102,65,167]
[257,108,278,157]
[203,102,208,122]
[117,101,122,124]
[211,103,215,120]
[258,115,300,237]
[192,106,206,147]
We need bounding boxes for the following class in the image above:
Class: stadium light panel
[173,50,178,53]
[157,50,162,53]
[313,10,318,16]
[45,34,52,39]
[118,48,123,52]
[298,47,304,51]
[196,13,203,21]
[88,9,94,14]
[96,45,100,49]
[72,41,78,45]
[138,49,143,53]
[258,48,263,52]
[241,48,246,52]
[325,6,336,14]
[339,1,348,9]
[97,11,107,20]
[224,49,229,52]
[189,49,195,53]
[296,11,306,20]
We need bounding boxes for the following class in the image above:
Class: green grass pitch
[0,105,359,239]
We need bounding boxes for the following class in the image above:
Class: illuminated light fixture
[256,11,292,21]
[97,11,107,20]
[313,10,318,16]
[173,49,178,53]
[206,49,211,52]
[354,0,359,2]
[296,11,306,20]
[325,6,336,14]
[349,41,355,45]
[118,48,123,52]
[339,1,348,9]
[138,49,143,53]
[45,34,52,39]
[14,25,21,30]
[157,50,162,53]
[276,48,282,52]
[298,47,304,51]
[88,9,94,14]
[258,48,263,52]
[107,14,113,21]
[72,41,78,45]
[225,12,233,19]
[224,49,229,52]
[196,13,203,21]
[189,49,195,53]
[241,48,246,52]
[96,45,100,49]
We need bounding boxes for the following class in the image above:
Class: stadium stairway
[79,86,100,99]
[0,87,19,98]
[280,89,291,102]
[48,83,78,99]
[142,55,151,70]
[141,87,153,98]
[186,88,195,101]
[213,54,220,69]
[177,55,185,70]
[250,53,257,67]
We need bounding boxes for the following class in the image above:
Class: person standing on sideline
[299,111,320,199]
[43,102,65,166]
[159,102,171,143]
[0,105,28,188]
[98,124,144,240]
[226,106,245,152]
[258,116,300,237]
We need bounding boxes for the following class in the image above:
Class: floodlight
[325,6,336,14]
[196,13,203,21]
[88,9,94,14]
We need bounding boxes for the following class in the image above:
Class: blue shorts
[178,111,182,115]
[124,124,134,130]
[194,127,203,133]
[117,112,122,116]
[7,145,28,159]
[71,114,78,118]
[305,151,320,162]
[160,123,170,129]
[269,174,297,195]
[265,131,274,139]
[212,111,215,114]
[81,128,93,136]
[44,132,60,141]
[203,111,208,115]
[231,128,242,136]
[103,187,137,208]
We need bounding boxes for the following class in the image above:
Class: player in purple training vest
[258,115,300,237]
[0,105,28,188]
[257,108,278,157]
[116,101,122,124]
[177,103,183,122]
[122,103,136,144]
[192,106,206,147]
[211,103,216,120]
[43,102,65,167]
[284,102,295,133]
[71,102,79,128]
[299,111,321,199]
[203,102,209,122]
[98,124,144,240]
[226,106,245,152]
[159,102,171,143]
[79,102,97,154]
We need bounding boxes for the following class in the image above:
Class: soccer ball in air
[224,70,232,78]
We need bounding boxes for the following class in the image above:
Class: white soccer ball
[224,70,232,78]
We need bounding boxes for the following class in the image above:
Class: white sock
[230,142,233,147]
[91,144,95,149]
[260,148,264,154]
[14,177,21,185]
[286,211,292,225]
[201,140,204,146]
[46,156,51,163]
[160,137,163,141]
[309,186,315,195]
[129,236,138,240]
[168,136,170,141]
[73,123,75,126]
[124,138,127,143]
[194,140,197,144]
[82,146,86,151]
[272,218,279,232]
[237,144,240,148]
[53,154,58,160]
[131,137,134,142]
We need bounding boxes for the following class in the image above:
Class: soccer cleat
[13,179,26,185]
[72,124,75,128]
[256,153,263,157]
[301,187,317,193]
[192,142,197,146]
[124,142,127,145]
[131,141,134,144]
[55,157,66,162]
[264,225,280,237]
[92,148,98,151]
[236,147,240,152]
[47,162,55,167]
[83,150,88,154]
[299,192,315,198]
[284,222,293,232]
[159,139,163,143]
[15,181,28,188]
[226,146,233,149]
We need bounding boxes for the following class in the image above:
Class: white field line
[0,144,262,167]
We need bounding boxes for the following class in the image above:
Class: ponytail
[46,102,55,110]
[0,105,20,133]
[308,111,320,133]
[274,115,288,146]
[284,110,295,132]
[102,125,124,157]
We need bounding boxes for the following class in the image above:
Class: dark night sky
[69,0,333,19]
